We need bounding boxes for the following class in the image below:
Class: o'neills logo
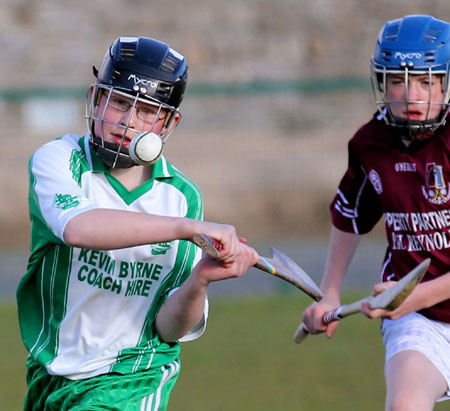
[422,163,450,204]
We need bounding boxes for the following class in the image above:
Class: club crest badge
[150,242,173,255]
[422,163,450,204]
[52,193,81,210]
[368,169,383,194]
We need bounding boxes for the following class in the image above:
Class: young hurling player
[301,15,450,410]
[17,36,259,410]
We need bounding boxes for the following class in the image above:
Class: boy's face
[386,73,445,121]
[94,90,175,148]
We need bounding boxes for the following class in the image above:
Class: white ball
[129,132,163,166]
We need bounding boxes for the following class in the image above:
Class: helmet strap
[90,136,136,169]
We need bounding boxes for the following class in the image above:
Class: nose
[405,79,421,101]
[118,107,140,129]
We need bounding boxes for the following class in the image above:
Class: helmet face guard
[370,15,450,140]
[86,36,187,168]
[86,84,181,168]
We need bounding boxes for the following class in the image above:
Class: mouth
[402,109,424,120]
[112,134,132,147]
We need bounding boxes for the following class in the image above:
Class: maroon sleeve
[330,137,383,234]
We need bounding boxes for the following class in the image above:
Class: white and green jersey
[17,133,204,380]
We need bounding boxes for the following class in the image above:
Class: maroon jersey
[331,112,450,323]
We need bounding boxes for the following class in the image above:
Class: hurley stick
[191,233,322,301]
[294,258,430,343]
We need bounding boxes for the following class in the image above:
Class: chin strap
[411,131,435,141]
[393,126,436,144]
[390,117,442,142]
[90,137,136,169]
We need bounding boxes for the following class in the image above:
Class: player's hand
[193,240,259,285]
[360,281,396,319]
[361,281,423,320]
[302,297,341,338]
[373,280,397,297]
[194,222,245,265]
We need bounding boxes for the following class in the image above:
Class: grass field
[2,294,448,410]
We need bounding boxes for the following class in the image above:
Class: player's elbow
[63,210,102,248]
[63,220,84,247]
[63,213,97,248]
[155,318,179,343]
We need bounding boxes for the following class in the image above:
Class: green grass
[2,294,448,410]
[171,292,386,411]
[0,301,27,411]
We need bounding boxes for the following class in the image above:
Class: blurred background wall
[1,1,449,290]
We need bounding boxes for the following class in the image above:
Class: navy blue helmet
[86,37,188,168]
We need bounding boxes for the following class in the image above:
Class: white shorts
[382,312,450,402]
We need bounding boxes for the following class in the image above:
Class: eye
[138,107,158,116]
[111,97,131,110]
[387,76,404,86]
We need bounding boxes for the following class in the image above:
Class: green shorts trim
[24,357,181,410]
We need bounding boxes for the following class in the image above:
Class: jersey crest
[52,193,81,210]
[150,241,174,255]
[422,163,450,205]
[368,169,383,194]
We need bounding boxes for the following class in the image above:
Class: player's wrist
[186,262,212,288]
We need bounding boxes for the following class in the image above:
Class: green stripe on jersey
[28,156,64,246]
[18,245,73,366]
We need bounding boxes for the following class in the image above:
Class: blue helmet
[95,36,188,109]
[371,15,450,139]
[86,37,188,168]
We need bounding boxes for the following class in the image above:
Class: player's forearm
[63,208,198,249]
[320,226,362,301]
[155,272,208,342]
[367,271,450,320]
[410,272,450,310]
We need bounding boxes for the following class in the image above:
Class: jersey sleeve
[178,296,209,342]
[330,138,383,234]
[28,136,98,243]
[165,288,209,342]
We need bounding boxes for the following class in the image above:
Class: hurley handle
[322,307,344,324]
[191,233,220,259]
[293,323,310,343]
[294,297,372,344]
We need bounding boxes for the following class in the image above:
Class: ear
[164,111,181,132]
[171,112,182,127]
